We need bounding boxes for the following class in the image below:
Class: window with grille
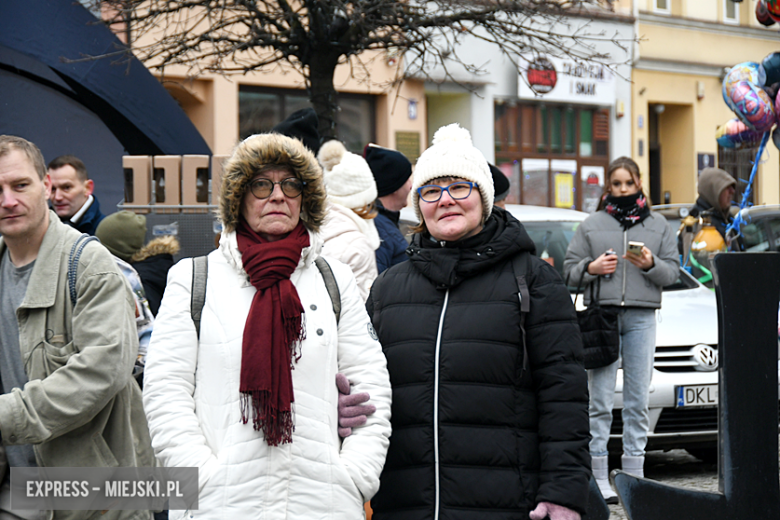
[717,146,757,206]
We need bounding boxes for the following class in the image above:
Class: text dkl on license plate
[676,384,718,408]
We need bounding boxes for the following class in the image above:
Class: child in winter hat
[412,123,494,222]
[318,140,378,211]
[317,139,381,301]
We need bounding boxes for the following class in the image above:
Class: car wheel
[686,447,717,464]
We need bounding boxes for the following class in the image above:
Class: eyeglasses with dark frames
[248,177,305,199]
[417,181,475,203]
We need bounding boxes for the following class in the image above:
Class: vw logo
[692,344,718,371]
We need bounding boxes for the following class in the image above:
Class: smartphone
[627,241,644,255]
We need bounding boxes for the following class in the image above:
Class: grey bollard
[611,252,780,519]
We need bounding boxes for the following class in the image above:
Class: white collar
[70,195,94,224]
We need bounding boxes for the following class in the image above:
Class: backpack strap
[189,255,342,339]
[315,257,341,325]
[191,256,208,340]
[68,234,99,306]
[511,251,531,372]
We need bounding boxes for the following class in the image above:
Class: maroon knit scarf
[235,219,310,446]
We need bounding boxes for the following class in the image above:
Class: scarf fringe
[284,314,306,364]
[240,391,295,446]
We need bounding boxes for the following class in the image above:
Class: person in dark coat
[363,144,413,273]
[47,155,105,235]
[367,124,590,520]
[95,210,179,316]
[490,163,511,208]
[272,107,322,155]
[689,166,736,241]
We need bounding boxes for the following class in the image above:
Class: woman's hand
[624,246,654,271]
[587,252,618,276]
[336,373,376,438]
[530,501,581,520]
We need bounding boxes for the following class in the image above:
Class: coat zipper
[621,230,627,306]
[433,289,450,520]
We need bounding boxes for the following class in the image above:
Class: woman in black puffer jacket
[367,124,590,520]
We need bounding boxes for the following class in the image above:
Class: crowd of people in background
[3,104,726,520]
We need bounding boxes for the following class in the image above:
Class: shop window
[495,102,509,152]
[238,86,375,153]
[594,109,610,156]
[579,110,593,156]
[522,158,550,206]
[520,105,535,153]
[550,107,562,154]
[493,101,610,210]
[238,90,288,139]
[537,106,548,153]
[565,109,576,155]
[337,96,375,152]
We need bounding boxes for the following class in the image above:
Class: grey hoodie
[563,211,679,308]
[698,167,736,212]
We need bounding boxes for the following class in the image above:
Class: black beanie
[363,144,413,198]
[272,108,321,155]
[490,163,511,202]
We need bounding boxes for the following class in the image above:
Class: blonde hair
[352,202,378,220]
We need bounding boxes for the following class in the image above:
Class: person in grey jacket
[563,156,678,504]
[0,135,153,520]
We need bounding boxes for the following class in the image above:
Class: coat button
[310,304,317,311]
[9,434,16,442]
[316,329,324,336]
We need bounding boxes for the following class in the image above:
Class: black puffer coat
[367,208,590,520]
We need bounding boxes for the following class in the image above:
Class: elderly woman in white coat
[317,140,381,301]
[142,133,392,519]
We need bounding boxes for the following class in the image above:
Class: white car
[399,203,726,462]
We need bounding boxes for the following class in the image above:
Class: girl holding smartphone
[563,156,678,503]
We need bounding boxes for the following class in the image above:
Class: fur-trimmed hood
[132,235,180,263]
[219,133,327,233]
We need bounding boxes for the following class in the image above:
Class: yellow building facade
[615,0,780,205]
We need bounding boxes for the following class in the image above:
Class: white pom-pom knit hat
[412,123,494,223]
[317,139,378,210]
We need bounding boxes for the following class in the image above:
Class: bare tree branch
[83,0,633,138]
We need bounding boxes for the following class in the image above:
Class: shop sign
[519,55,616,106]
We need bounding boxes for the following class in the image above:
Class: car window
[742,222,769,252]
[522,221,581,280]
[768,218,780,251]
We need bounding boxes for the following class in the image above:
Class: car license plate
[676,385,718,408]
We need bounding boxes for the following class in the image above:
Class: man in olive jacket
[0,136,153,520]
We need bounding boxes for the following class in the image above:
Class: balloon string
[725,130,770,241]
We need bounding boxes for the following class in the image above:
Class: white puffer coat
[320,202,380,302]
[143,229,392,520]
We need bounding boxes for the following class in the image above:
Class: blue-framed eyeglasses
[417,181,475,203]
